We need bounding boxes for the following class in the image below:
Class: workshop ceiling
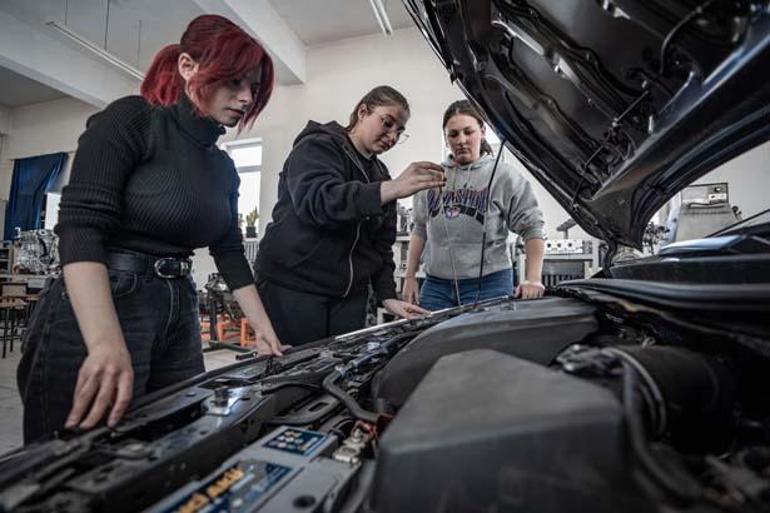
[269,0,413,46]
[0,65,67,109]
[0,0,416,108]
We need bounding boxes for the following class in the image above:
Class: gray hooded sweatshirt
[412,153,546,280]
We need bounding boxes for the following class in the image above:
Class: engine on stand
[8,230,60,292]
[12,230,59,276]
[199,273,254,351]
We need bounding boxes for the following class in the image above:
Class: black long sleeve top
[55,94,253,290]
[256,121,398,303]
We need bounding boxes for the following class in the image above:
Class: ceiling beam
[368,0,394,36]
[193,0,307,85]
[0,8,137,108]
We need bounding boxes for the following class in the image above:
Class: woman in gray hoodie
[402,100,546,310]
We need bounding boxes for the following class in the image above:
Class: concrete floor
[0,346,241,455]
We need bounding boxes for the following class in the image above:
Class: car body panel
[403,0,770,248]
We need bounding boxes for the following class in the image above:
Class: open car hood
[403,0,770,248]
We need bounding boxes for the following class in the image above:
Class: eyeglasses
[376,113,410,144]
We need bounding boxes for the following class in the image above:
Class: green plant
[245,207,259,227]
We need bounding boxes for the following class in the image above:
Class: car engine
[0,282,768,512]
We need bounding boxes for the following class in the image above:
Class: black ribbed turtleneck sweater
[55,94,253,290]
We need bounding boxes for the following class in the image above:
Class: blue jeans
[419,268,514,311]
[17,260,204,443]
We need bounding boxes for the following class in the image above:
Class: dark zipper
[341,144,375,297]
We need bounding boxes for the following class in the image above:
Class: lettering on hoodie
[426,186,490,224]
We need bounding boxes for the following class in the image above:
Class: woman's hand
[381,161,445,203]
[231,285,290,356]
[65,339,134,430]
[514,280,545,299]
[383,298,429,319]
[252,321,290,356]
[62,262,135,431]
[402,276,420,304]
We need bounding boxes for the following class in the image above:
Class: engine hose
[261,381,322,394]
[658,0,717,76]
[606,347,667,437]
[474,138,506,307]
[322,371,379,424]
[621,361,702,502]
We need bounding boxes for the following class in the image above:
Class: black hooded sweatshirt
[255,121,397,303]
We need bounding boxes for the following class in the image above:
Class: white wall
[0,97,97,200]
[0,159,11,204]
[0,105,9,135]
[2,97,96,160]
[0,106,9,211]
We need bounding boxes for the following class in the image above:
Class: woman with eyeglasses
[402,100,546,310]
[255,85,445,345]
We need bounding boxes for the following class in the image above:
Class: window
[228,143,263,173]
[221,138,262,237]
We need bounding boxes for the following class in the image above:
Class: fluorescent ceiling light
[46,20,145,81]
[368,0,394,36]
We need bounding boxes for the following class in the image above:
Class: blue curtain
[4,152,67,240]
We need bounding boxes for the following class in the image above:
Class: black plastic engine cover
[372,297,597,408]
[371,350,652,513]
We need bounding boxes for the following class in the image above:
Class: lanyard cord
[438,166,463,306]
[473,143,506,307]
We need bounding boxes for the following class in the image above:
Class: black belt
[106,251,192,279]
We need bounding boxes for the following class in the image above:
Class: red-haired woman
[17,15,283,443]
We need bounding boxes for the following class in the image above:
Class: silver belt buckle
[154,258,179,279]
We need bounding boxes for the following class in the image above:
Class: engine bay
[1,284,769,512]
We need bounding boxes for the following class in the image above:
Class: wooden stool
[1,298,27,358]
[215,314,240,342]
[239,318,256,347]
